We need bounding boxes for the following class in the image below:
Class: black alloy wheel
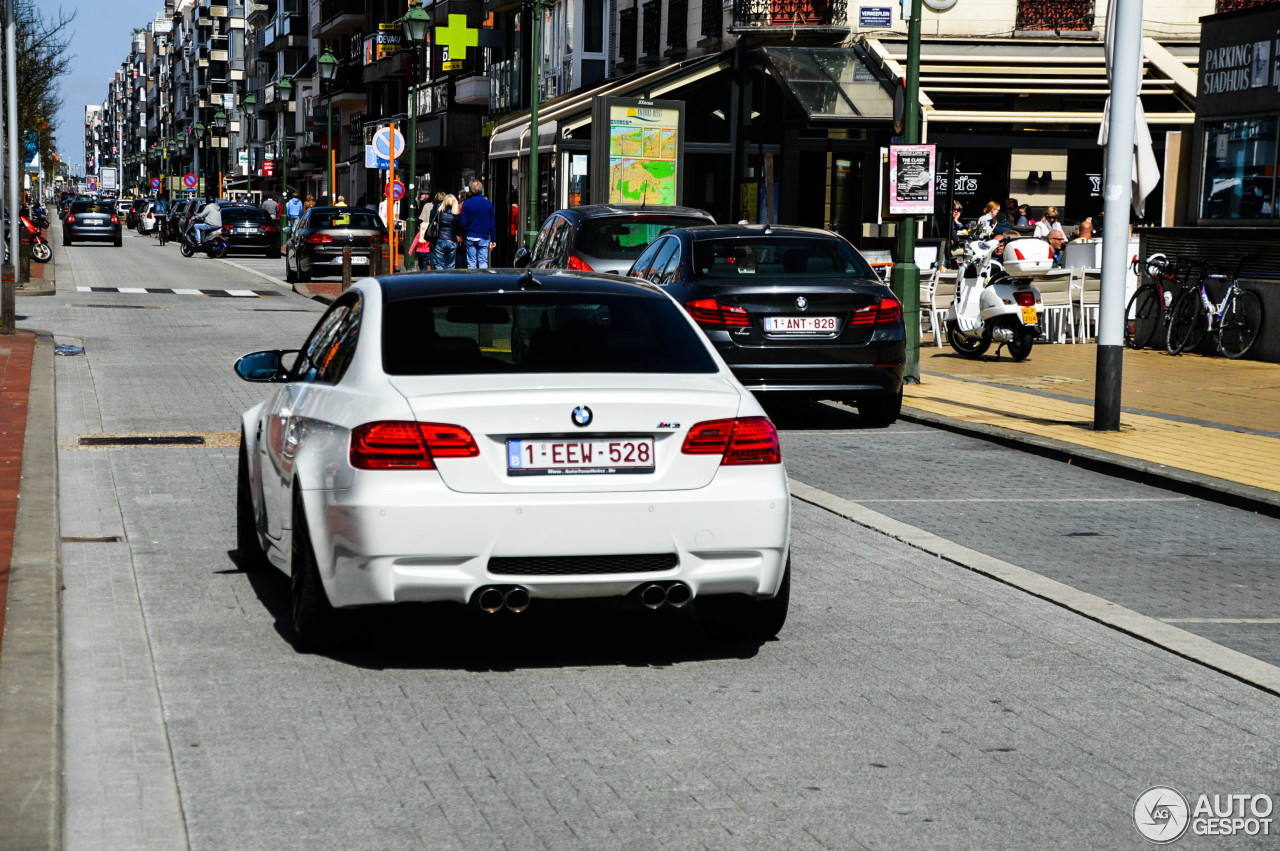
[290,492,340,652]
[1124,284,1162,350]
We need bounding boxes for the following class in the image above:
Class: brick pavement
[29,237,1280,847]
[0,330,34,641]
[908,345,1280,505]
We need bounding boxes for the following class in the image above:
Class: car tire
[858,389,902,427]
[290,492,340,652]
[237,433,269,573]
[64,234,72,246]
[298,261,311,283]
[285,252,297,283]
[114,236,123,247]
[265,248,280,259]
[696,557,790,641]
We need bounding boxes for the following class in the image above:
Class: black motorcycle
[180,223,229,259]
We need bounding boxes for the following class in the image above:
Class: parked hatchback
[222,205,280,257]
[513,205,715,275]
[285,206,387,282]
[64,200,123,247]
[628,225,905,424]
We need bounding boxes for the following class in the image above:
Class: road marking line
[117,287,148,293]
[789,477,1280,696]
[226,289,258,298]
[172,289,202,295]
[857,497,1192,503]
[1163,618,1280,624]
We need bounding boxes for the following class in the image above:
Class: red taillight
[263,223,278,232]
[307,233,334,244]
[850,296,902,327]
[110,215,119,224]
[681,417,780,465]
[684,298,750,328]
[567,254,593,271]
[66,215,75,223]
[367,234,385,245]
[349,421,478,470]
[1014,291,1036,307]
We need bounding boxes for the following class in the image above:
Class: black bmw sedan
[221,205,281,257]
[627,225,905,424]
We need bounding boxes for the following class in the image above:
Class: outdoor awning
[863,36,1198,126]
[489,52,732,160]
[761,47,895,122]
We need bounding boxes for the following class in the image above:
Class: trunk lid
[387,373,744,493]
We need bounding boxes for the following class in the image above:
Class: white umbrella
[1098,0,1160,217]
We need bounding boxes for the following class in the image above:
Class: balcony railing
[701,0,722,41]
[1015,0,1094,31]
[619,8,637,65]
[667,0,687,53]
[314,0,365,35]
[642,1,660,59]
[731,0,847,28]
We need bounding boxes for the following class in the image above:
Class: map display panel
[607,104,680,206]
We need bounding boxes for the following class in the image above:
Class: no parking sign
[183,173,197,190]
[387,180,405,201]
[150,177,162,190]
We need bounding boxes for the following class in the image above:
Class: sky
[53,0,170,175]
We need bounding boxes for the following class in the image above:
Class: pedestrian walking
[433,194,461,270]
[285,192,303,231]
[303,194,316,213]
[407,220,434,271]
[335,196,348,207]
[458,180,495,269]
[262,195,281,221]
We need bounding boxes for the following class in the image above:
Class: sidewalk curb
[900,404,1280,518]
[291,281,333,305]
[0,329,62,851]
[790,478,1280,698]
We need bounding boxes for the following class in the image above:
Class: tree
[3,0,76,182]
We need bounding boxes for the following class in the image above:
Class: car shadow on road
[233,551,769,670]
[761,398,875,431]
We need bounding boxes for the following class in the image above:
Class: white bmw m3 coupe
[235,270,791,651]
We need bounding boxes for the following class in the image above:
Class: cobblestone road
[40,231,1280,849]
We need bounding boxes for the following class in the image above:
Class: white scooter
[945,234,1049,361]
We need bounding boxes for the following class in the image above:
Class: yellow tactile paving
[905,374,1280,494]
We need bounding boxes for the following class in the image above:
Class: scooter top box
[1002,237,1053,277]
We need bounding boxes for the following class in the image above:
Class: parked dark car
[64,200,123,247]
[627,225,905,424]
[513,205,715,275]
[175,198,207,236]
[119,200,141,229]
[222,205,280,257]
[285,206,387,282]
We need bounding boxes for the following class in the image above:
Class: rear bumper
[299,466,791,608]
[66,225,120,241]
[722,358,904,398]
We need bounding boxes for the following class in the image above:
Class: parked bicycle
[1166,258,1264,359]
[1125,253,1199,350]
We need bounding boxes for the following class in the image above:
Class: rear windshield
[222,207,272,223]
[575,215,709,261]
[71,202,115,214]
[311,210,381,230]
[382,292,717,376]
[692,237,876,280]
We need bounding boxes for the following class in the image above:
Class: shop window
[1015,0,1095,31]
[1201,117,1278,220]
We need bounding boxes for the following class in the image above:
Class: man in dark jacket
[458,179,496,269]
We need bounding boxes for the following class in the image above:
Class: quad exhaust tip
[475,585,531,614]
[639,581,692,610]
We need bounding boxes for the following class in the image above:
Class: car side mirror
[512,245,531,268]
[234,349,298,383]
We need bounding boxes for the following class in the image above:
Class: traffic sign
[261,161,275,177]
[87,176,99,193]
[387,180,405,201]
[151,177,162,190]
[372,126,405,162]
[183,173,198,189]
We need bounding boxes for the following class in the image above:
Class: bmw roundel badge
[796,296,808,311]
[571,405,593,427]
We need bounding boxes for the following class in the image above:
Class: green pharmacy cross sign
[437,14,478,60]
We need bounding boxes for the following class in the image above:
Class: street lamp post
[526,0,552,247]
[242,93,257,203]
[278,78,293,249]
[213,109,228,199]
[318,48,340,205]
[194,121,205,195]
[397,3,430,243]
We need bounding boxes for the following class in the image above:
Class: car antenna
[519,269,541,289]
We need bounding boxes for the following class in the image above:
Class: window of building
[1201,117,1278,220]
[585,0,605,53]
[1015,0,1095,31]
